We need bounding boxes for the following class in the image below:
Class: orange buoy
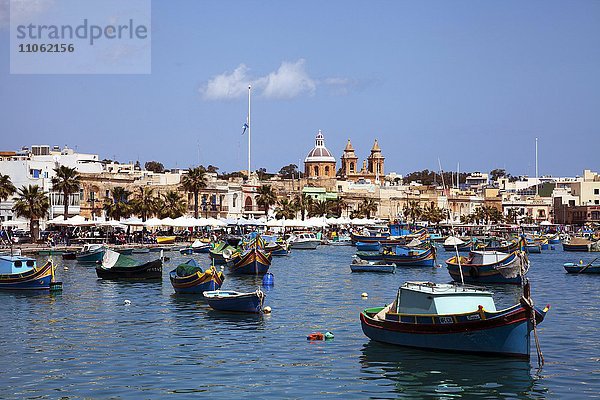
[307,332,325,341]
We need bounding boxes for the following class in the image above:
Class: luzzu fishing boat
[209,242,239,265]
[96,249,162,280]
[0,255,55,290]
[169,259,224,293]
[76,244,105,263]
[446,250,529,284]
[231,236,272,275]
[356,241,381,252]
[562,237,595,252]
[442,236,473,252]
[383,245,436,267]
[474,238,518,253]
[360,281,549,358]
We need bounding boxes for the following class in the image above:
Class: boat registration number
[439,317,453,324]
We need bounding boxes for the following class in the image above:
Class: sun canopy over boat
[444,236,465,246]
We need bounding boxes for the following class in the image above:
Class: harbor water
[0,246,598,398]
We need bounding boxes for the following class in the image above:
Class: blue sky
[1,0,599,177]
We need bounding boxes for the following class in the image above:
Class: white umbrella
[266,219,285,228]
[144,217,164,227]
[161,217,175,226]
[206,217,227,227]
[1,219,28,227]
[66,215,95,226]
[96,220,127,229]
[122,217,145,226]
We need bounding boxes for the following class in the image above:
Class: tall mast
[248,85,251,179]
[535,137,538,196]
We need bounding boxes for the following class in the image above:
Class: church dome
[304,130,336,163]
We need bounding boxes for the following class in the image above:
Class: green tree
[422,204,444,226]
[158,190,187,219]
[145,161,164,173]
[103,187,132,221]
[327,198,347,218]
[180,167,207,218]
[403,200,422,226]
[278,164,299,179]
[359,198,378,219]
[293,193,313,221]
[12,185,49,241]
[51,166,80,220]
[255,185,277,216]
[505,208,519,224]
[131,187,158,222]
[274,198,297,220]
[490,168,507,181]
[308,200,329,217]
[0,174,16,201]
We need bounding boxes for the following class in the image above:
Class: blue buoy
[262,273,274,286]
[550,245,555,250]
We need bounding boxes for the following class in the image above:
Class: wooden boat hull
[76,249,105,263]
[446,252,526,285]
[0,261,53,290]
[204,290,264,313]
[351,264,396,273]
[383,247,436,267]
[232,248,271,275]
[156,236,176,244]
[562,243,590,252]
[96,259,162,280]
[351,233,389,244]
[169,268,224,294]
[564,263,600,274]
[443,241,472,252]
[356,242,381,252]
[360,303,547,358]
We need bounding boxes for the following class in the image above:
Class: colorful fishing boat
[360,281,549,358]
[350,230,390,244]
[96,249,162,280]
[350,257,396,273]
[383,245,436,267]
[76,244,105,263]
[563,237,595,252]
[264,238,290,256]
[547,234,561,245]
[0,255,55,290]
[169,259,224,293]
[156,236,176,244]
[356,251,385,261]
[563,261,600,274]
[209,242,240,264]
[231,246,272,275]
[446,250,529,284]
[443,236,473,252]
[474,238,518,253]
[203,289,265,313]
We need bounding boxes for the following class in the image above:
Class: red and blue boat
[231,237,272,275]
[446,250,529,285]
[0,255,54,290]
[169,259,224,293]
[360,281,549,358]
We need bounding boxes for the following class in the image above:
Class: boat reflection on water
[359,342,547,398]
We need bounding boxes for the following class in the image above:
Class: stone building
[304,130,337,179]
[340,139,385,183]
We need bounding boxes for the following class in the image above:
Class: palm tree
[12,185,49,241]
[130,187,158,222]
[422,204,444,226]
[403,200,422,227]
[308,200,329,217]
[327,198,347,218]
[51,166,80,220]
[293,193,313,221]
[180,167,207,218]
[274,198,296,220]
[255,185,277,217]
[359,198,378,219]
[158,190,187,219]
[0,174,16,201]
[505,208,519,224]
[103,187,132,221]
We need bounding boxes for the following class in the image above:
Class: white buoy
[160,250,164,259]
[63,266,69,271]
[263,306,272,314]
[361,292,368,298]
[124,300,131,306]
[220,266,224,270]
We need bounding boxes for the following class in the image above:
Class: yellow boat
[157,236,176,244]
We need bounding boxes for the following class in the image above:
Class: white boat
[288,232,321,250]
[329,235,352,246]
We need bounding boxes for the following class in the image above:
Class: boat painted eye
[26,261,34,267]
[14,261,22,267]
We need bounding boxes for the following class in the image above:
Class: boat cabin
[392,281,496,315]
[295,232,317,240]
[0,256,37,275]
[468,251,510,265]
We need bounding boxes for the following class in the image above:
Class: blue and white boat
[203,289,265,313]
[360,281,549,358]
[383,245,436,267]
[0,255,54,290]
[446,250,529,285]
[356,241,381,252]
[564,261,600,274]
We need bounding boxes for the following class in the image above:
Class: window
[325,166,330,175]
[314,166,319,176]
[349,162,355,172]
[233,194,237,208]
[595,189,599,195]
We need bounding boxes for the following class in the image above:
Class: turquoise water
[0,246,598,398]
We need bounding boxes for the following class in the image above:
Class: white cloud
[201,64,251,100]
[258,59,316,99]
[200,59,348,101]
